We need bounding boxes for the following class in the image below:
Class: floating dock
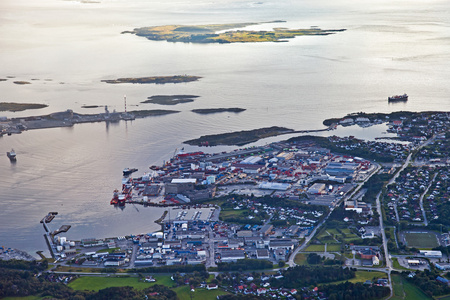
[52,225,71,236]
[40,212,58,224]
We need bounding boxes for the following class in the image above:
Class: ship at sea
[123,168,138,176]
[388,93,408,102]
[6,149,16,161]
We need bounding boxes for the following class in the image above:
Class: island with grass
[13,81,31,85]
[183,126,294,146]
[125,21,345,44]
[101,75,201,84]
[191,108,246,114]
[142,95,199,105]
[0,102,48,112]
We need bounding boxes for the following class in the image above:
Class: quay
[40,211,58,224]
[52,225,71,236]
[40,212,72,260]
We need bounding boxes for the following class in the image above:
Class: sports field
[403,232,439,249]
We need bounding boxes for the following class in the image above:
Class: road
[419,173,437,226]
[376,190,393,299]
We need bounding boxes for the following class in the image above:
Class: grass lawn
[304,244,325,252]
[392,258,410,271]
[173,285,229,300]
[96,247,121,253]
[326,244,342,252]
[68,275,174,291]
[220,208,246,217]
[391,274,431,300]
[340,228,353,235]
[52,265,117,273]
[294,253,308,265]
[404,232,439,249]
[349,271,387,283]
[325,271,387,285]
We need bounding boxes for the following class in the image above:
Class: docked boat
[388,93,408,102]
[118,194,126,206]
[110,189,119,205]
[123,168,138,176]
[6,149,16,161]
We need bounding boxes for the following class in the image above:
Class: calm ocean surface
[0,0,449,256]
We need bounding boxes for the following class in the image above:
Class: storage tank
[56,246,63,252]
[143,196,148,203]
[60,237,67,246]
[69,241,75,247]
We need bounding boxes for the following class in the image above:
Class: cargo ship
[123,168,138,176]
[388,94,408,102]
[6,149,16,161]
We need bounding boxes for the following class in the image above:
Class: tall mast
[124,95,127,113]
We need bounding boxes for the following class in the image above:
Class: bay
[0,0,449,256]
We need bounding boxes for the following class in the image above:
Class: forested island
[0,102,48,112]
[142,95,200,105]
[192,108,246,114]
[101,75,201,84]
[183,126,294,146]
[126,22,346,44]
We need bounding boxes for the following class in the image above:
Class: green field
[326,244,342,252]
[68,275,174,291]
[391,274,431,300]
[172,285,229,300]
[304,244,325,252]
[403,232,439,249]
[294,253,308,265]
[327,271,387,285]
[392,258,410,271]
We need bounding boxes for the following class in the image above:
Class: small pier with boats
[40,212,73,259]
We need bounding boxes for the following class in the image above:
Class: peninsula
[0,109,179,136]
[0,102,48,112]
[142,95,200,105]
[183,126,294,146]
[126,22,346,44]
[191,108,246,114]
[101,75,201,84]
